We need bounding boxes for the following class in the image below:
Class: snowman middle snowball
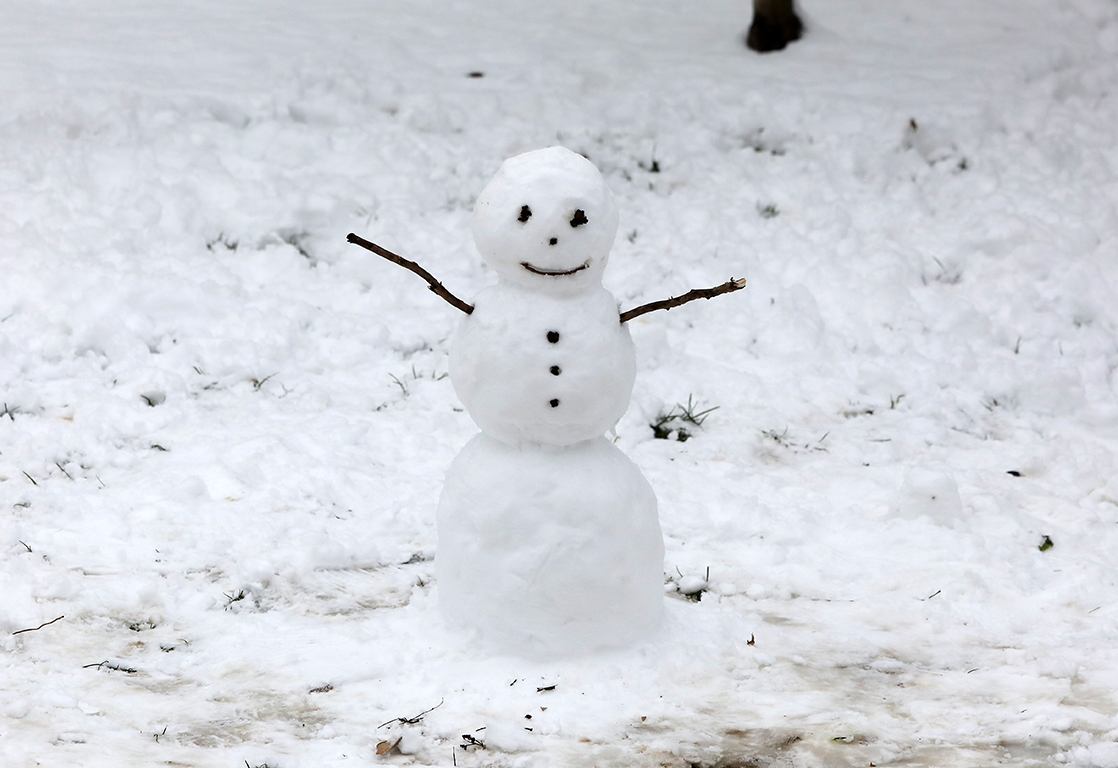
[450,146,637,447]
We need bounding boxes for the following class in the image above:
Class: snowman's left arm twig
[619,278,746,324]
[346,233,474,315]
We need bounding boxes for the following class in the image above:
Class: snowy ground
[3,0,1118,766]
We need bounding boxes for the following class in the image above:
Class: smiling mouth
[520,260,590,276]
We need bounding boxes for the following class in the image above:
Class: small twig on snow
[460,733,485,749]
[83,660,138,673]
[12,615,65,635]
[620,278,746,323]
[346,233,474,315]
[378,697,444,728]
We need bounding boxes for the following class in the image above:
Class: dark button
[550,365,561,376]
[547,331,560,343]
[549,399,560,408]
[548,237,558,245]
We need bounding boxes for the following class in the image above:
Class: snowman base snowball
[437,434,664,656]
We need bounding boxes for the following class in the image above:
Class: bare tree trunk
[746,0,803,53]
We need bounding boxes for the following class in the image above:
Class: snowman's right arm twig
[346,233,474,315]
[619,278,746,324]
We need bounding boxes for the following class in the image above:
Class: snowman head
[472,147,619,294]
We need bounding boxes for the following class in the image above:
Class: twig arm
[346,233,474,315]
[619,278,746,324]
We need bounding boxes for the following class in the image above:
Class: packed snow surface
[2,0,1118,766]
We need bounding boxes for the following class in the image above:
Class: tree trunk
[746,0,804,53]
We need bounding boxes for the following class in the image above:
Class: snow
[437,434,662,656]
[471,147,618,293]
[1,0,1117,765]
[450,281,636,446]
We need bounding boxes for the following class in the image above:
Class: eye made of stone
[518,205,532,223]
[569,209,588,227]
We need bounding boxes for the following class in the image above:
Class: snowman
[347,146,744,655]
